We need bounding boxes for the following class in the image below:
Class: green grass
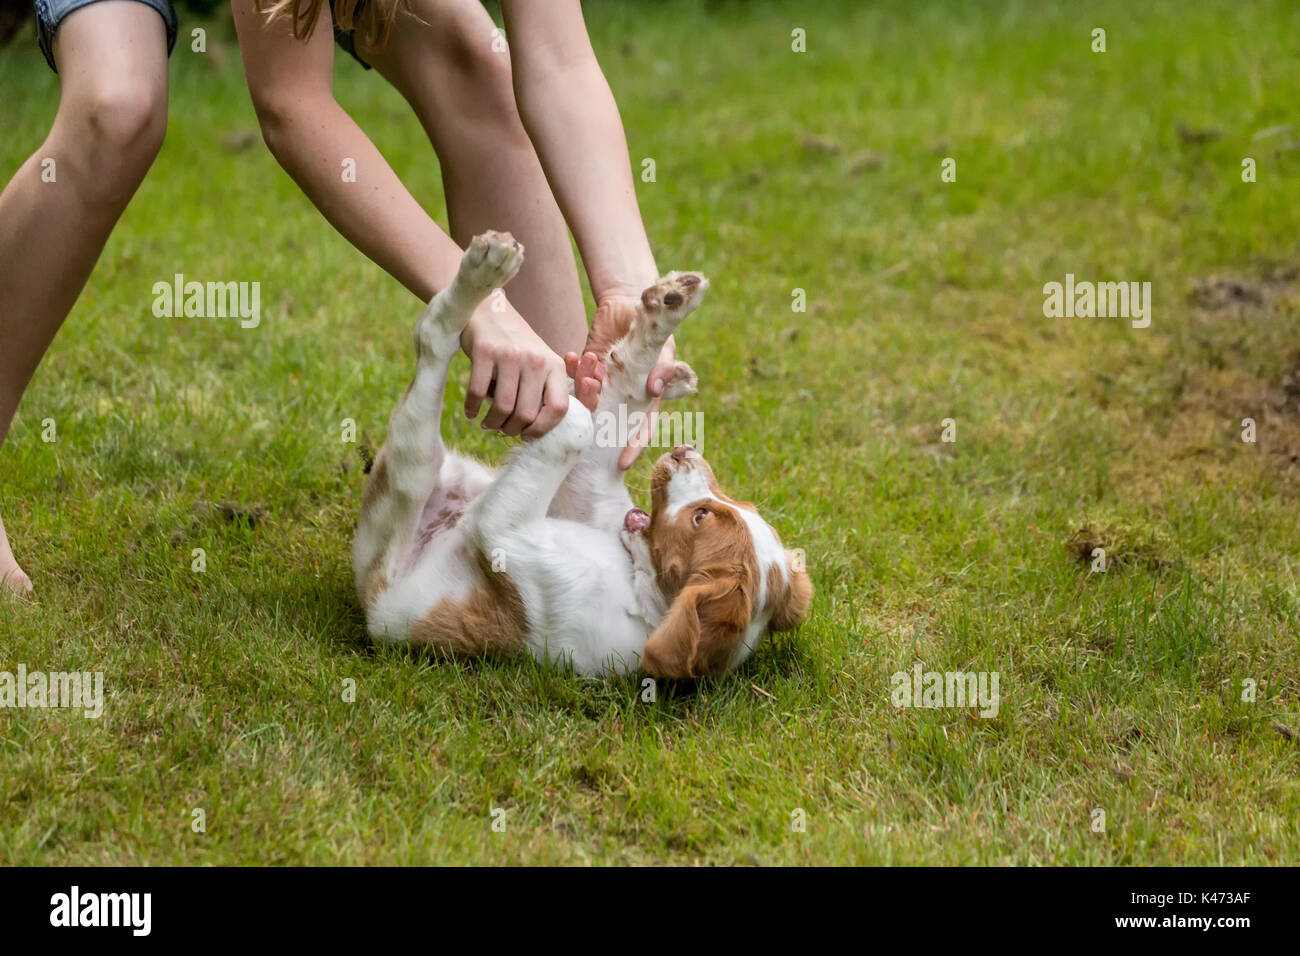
[2,0,1299,864]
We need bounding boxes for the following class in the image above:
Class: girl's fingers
[481,361,519,431]
[575,352,603,411]
[504,363,546,437]
[565,350,603,384]
[576,374,601,411]
[465,354,496,420]
[579,350,603,384]
[618,396,660,470]
[648,358,673,396]
[646,337,676,397]
[524,368,571,438]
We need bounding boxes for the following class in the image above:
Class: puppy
[353,231,810,677]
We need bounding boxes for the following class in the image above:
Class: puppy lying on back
[353,232,811,677]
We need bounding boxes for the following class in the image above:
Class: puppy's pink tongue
[624,508,651,532]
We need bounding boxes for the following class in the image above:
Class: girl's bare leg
[233,0,573,438]
[0,1,169,594]
[359,0,586,357]
[502,0,679,467]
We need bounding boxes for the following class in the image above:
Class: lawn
[1,0,1298,865]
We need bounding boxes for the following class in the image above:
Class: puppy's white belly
[372,515,653,675]
[494,520,652,676]
[522,598,650,677]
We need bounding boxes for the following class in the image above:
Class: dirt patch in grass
[1187,266,1297,314]
[1117,267,1300,499]
[1066,518,1178,572]
[167,500,267,545]
[196,500,267,529]
[1160,362,1300,489]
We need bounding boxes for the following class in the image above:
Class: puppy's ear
[641,575,750,678]
[770,551,813,632]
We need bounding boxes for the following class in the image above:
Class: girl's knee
[56,81,165,177]
[80,81,168,159]
[375,4,520,118]
[54,80,167,205]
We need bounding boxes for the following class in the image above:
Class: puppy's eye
[692,508,709,528]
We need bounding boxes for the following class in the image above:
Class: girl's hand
[563,350,605,413]
[460,306,571,439]
[587,293,677,471]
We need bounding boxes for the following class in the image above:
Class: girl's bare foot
[0,513,33,596]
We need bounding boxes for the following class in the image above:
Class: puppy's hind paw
[659,360,699,400]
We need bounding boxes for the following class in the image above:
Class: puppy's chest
[507,522,657,624]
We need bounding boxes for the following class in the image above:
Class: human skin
[1,0,675,594]
[234,0,675,460]
[0,1,170,593]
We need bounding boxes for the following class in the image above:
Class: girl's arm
[500,0,657,304]
[230,0,571,438]
[501,0,678,466]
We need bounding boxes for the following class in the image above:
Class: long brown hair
[257,0,409,53]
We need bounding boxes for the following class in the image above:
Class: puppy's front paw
[659,360,699,400]
[459,231,524,293]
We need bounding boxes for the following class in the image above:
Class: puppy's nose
[671,445,694,462]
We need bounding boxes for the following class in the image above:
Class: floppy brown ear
[770,552,813,632]
[641,576,750,678]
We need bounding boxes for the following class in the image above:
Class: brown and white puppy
[354,231,811,678]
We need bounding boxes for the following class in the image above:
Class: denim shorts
[32,0,372,73]
[33,0,179,73]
